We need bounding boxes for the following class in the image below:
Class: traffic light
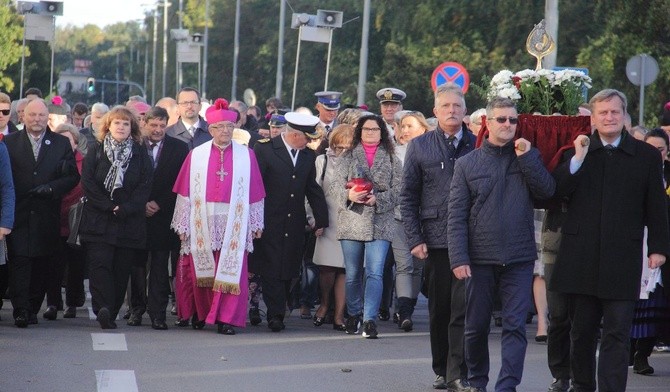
[86,77,95,94]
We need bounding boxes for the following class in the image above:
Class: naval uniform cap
[376,87,406,103]
[314,91,342,110]
[285,112,321,138]
[268,109,288,126]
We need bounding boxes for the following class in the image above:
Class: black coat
[401,126,476,250]
[251,136,328,280]
[550,131,670,300]
[145,136,189,250]
[79,141,153,249]
[5,130,79,257]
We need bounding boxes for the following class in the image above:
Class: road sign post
[626,54,659,127]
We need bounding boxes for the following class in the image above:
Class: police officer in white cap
[314,91,342,134]
[251,111,328,332]
[376,87,407,136]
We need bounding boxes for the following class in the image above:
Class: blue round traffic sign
[431,62,470,93]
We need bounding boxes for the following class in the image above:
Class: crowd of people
[0,82,669,392]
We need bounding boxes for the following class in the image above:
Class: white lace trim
[172,197,264,255]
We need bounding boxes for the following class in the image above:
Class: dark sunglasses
[491,116,518,125]
[0,109,9,116]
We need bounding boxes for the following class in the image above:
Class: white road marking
[91,333,128,351]
[95,370,138,392]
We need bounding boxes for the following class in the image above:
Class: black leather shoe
[217,323,236,335]
[28,313,38,325]
[170,304,177,315]
[313,314,326,327]
[14,314,28,328]
[175,318,189,327]
[249,308,262,326]
[433,375,447,390]
[399,317,413,332]
[378,308,390,321]
[122,309,131,320]
[127,315,142,326]
[547,378,570,392]
[191,314,205,330]
[43,306,57,320]
[63,307,77,318]
[97,307,113,329]
[151,320,168,330]
[268,316,285,332]
[333,323,346,331]
[445,378,470,392]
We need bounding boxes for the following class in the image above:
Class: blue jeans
[340,239,390,322]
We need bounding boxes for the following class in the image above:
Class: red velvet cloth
[475,114,591,171]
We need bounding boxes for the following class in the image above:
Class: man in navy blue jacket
[401,83,475,391]
[448,97,555,392]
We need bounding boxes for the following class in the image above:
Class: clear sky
[55,0,148,28]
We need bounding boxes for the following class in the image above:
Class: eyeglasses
[178,101,200,107]
[490,116,518,125]
[0,109,9,116]
[362,127,382,133]
[209,123,235,131]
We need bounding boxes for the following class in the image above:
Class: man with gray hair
[448,97,555,392]
[550,89,669,392]
[79,102,109,156]
[401,83,475,390]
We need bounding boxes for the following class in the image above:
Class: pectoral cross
[216,165,228,181]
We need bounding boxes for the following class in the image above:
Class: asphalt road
[1,292,669,392]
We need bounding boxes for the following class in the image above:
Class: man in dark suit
[252,112,328,332]
[550,89,670,392]
[401,83,473,391]
[165,87,210,149]
[5,99,79,327]
[126,107,189,330]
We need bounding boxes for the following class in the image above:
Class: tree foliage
[5,0,670,125]
[0,0,28,92]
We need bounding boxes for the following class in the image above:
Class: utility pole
[357,0,371,106]
[202,0,210,99]
[161,0,169,99]
[275,0,286,99]
[544,0,558,68]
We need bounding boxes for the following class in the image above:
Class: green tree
[0,1,28,93]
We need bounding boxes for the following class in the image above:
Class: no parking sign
[431,62,470,93]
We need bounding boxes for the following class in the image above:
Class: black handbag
[67,197,86,248]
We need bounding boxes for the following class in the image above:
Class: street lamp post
[202,0,210,99]
[161,0,169,99]
[151,7,158,104]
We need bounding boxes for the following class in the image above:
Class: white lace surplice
[171,195,264,255]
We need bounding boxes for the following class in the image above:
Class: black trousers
[569,294,635,392]
[545,263,572,380]
[136,249,172,322]
[129,252,148,317]
[47,237,86,309]
[380,246,395,312]
[426,248,467,383]
[261,275,292,321]
[8,255,37,318]
[87,242,136,319]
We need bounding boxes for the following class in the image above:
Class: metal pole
[275,0,285,99]
[116,52,120,104]
[202,0,210,99]
[357,0,371,106]
[177,0,183,92]
[324,29,333,91]
[151,8,158,104]
[161,0,168,98]
[231,0,241,100]
[49,17,55,95]
[144,43,149,98]
[544,0,559,69]
[638,54,646,127]
[291,26,303,110]
[19,25,27,98]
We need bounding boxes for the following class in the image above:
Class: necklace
[214,142,229,181]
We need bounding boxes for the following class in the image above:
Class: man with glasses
[171,99,265,335]
[401,83,474,391]
[166,87,210,149]
[376,87,406,137]
[0,93,19,136]
[447,97,555,392]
